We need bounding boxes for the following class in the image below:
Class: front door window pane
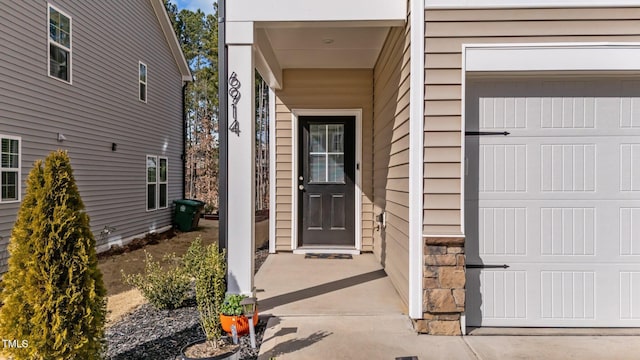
[309,154,326,183]
[310,125,326,152]
[308,123,346,183]
[328,124,344,152]
[328,154,344,183]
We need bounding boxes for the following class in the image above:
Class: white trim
[226,21,255,45]
[465,43,640,72]
[0,135,21,204]
[139,61,148,103]
[423,234,467,238]
[228,0,406,23]
[255,29,283,90]
[461,313,467,335]
[291,109,363,252]
[426,0,640,8]
[146,155,168,211]
[291,112,299,250]
[96,225,173,254]
[226,44,256,295]
[460,45,468,237]
[409,0,425,320]
[268,87,277,254]
[47,3,72,84]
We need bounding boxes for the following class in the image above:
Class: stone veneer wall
[414,237,465,335]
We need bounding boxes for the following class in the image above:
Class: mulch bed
[105,247,271,360]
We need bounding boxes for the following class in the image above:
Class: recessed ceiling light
[322,38,334,44]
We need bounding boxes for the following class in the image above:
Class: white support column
[226,41,255,295]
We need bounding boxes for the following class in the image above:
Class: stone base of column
[413,313,462,335]
[417,236,466,336]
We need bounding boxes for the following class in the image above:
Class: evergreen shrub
[0,150,106,360]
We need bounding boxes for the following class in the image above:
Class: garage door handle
[466,264,510,269]
[465,131,510,136]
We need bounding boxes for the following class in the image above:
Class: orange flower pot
[219,309,259,336]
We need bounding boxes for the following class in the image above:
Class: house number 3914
[228,72,241,136]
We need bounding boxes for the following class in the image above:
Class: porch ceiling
[260,24,391,69]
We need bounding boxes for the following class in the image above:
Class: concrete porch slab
[254,253,405,316]
[254,253,476,359]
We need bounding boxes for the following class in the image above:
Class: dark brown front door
[298,116,355,246]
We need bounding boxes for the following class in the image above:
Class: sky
[173,0,215,14]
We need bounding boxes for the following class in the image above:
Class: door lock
[298,185,305,191]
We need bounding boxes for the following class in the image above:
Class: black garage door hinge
[465,131,510,136]
[466,264,510,269]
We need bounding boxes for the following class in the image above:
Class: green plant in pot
[181,237,239,360]
[220,294,259,336]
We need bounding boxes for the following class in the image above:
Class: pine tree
[0,150,106,359]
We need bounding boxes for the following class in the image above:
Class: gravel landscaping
[105,247,270,359]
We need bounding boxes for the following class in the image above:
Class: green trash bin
[174,199,205,232]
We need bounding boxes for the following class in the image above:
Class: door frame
[291,109,362,253]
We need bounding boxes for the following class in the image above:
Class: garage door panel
[469,137,637,200]
[541,144,596,193]
[620,143,640,191]
[471,266,634,326]
[620,207,640,255]
[541,207,595,256]
[466,78,640,327]
[541,270,595,320]
[620,271,640,320]
[478,144,527,193]
[468,200,638,264]
[466,269,528,325]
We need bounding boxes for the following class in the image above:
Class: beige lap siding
[372,22,412,308]
[274,69,374,251]
[423,7,640,236]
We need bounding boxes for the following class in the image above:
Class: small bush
[185,238,226,347]
[182,236,207,277]
[122,251,190,310]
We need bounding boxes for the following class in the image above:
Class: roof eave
[150,0,193,82]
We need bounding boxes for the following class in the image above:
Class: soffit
[261,25,391,69]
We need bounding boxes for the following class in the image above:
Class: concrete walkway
[255,253,640,359]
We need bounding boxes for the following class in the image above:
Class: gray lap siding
[0,1,185,271]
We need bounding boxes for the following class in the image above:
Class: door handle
[298,185,305,191]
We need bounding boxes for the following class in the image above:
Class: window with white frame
[139,62,147,102]
[147,155,167,210]
[48,4,71,83]
[1,136,20,203]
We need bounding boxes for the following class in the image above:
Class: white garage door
[465,78,640,327]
